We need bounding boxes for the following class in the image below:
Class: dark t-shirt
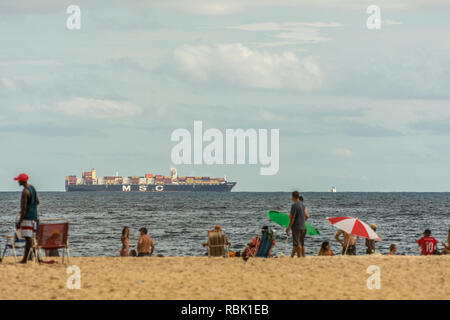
[290,201,306,231]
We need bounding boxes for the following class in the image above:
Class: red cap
[14,173,29,182]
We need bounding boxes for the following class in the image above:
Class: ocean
[0,192,449,257]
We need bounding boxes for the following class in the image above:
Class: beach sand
[0,255,448,300]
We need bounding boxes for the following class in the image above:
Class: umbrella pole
[344,241,349,255]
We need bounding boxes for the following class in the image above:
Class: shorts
[343,245,356,255]
[20,220,36,238]
[138,252,150,257]
[292,229,306,247]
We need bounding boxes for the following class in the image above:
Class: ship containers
[139,178,147,185]
[145,174,154,179]
[130,176,140,184]
[82,171,93,179]
[67,176,77,185]
[105,176,116,184]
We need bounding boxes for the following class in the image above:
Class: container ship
[65,168,236,192]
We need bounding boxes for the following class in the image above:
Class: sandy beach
[0,255,448,300]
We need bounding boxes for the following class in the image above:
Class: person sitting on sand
[417,229,438,256]
[120,226,135,257]
[137,227,154,257]
[202,225,231,255]
[365,224,379,254]
[241,235,259,260]
[441,229,449,255]
[335,230,359,255]
[318,241,334,256]
[388,244,397,255]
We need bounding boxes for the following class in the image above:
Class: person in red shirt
[417,229,438,255]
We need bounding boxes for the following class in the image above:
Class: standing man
[137,227,155,257]
[14,173,39,264]
[286,191,309,258]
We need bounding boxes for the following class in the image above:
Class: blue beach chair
[1,220,39,264]
[255,227,277,258]
[2,231,26,263]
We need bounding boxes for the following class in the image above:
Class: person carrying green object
[287,191,309,257]
[267,210,320,236]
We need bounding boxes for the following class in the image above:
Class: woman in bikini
[120,226,135,257]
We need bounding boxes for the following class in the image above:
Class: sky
[1,0,450,192]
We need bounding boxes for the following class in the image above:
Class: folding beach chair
[255,227,276,258]
[2,230,27,263]
[243,227,276,259]
[2,217,40,264]
[206,228,230,257]
[35,218,70,264]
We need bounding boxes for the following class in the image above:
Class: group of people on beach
[287,190,450,257]
[120,226,155,257]
[3,173,449,263]
[119,190,450,258]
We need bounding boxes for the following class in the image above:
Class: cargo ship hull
[66,182,236,192]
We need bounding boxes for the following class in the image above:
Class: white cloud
[331,147,353,157]
[56,98,142,119]
[1,78,16,90]
[2,0,449,16]
[158,0,450,15]
[174,43,323,90]
[230,22,342,31]
[229,21,342,45]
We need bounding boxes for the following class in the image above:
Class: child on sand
[318,241,334,256]
[417,229,438,255]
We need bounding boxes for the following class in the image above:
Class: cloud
[158,0,450,15]
[174,43,323,90]
[331,148,353,157]
[409,119,450,135]
[1,0,449,16]
[229,22,342,31]
[56,98,142,119]
[1,78,16,90]
[229,21,342,45]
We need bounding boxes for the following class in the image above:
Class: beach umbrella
[326,216,380,240]
[267,211,320,235]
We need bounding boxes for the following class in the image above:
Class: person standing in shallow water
[120,226,135,257]
[365,224,379,254]
[14,173,40,264]
[137,227,154,257]
[286,191,309,258]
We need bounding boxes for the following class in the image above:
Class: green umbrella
[267,210,320,235]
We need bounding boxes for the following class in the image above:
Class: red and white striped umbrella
[327,217,380,240]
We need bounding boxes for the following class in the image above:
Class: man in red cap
[14,173,40,263]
